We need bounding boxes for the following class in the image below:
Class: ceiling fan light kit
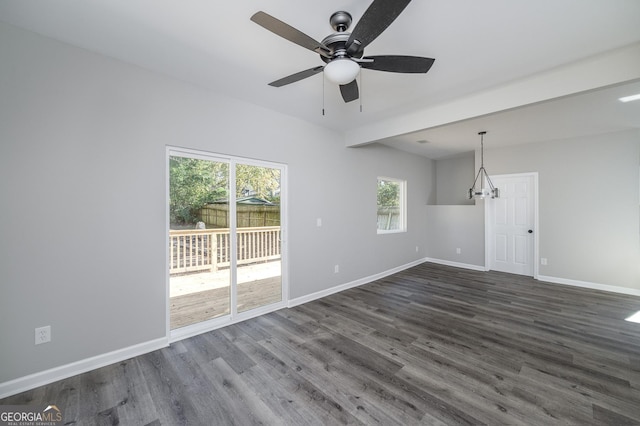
[323,58,360,85]
[250,0,434,104]
[468,131,499,200]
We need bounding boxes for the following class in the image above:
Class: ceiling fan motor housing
[321,32,352,62]
[324,12,364,62]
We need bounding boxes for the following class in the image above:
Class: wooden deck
[170,261,281,329]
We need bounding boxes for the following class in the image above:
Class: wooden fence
[199,204,280,228]
[377,206,401,230]
[169,226,281,275]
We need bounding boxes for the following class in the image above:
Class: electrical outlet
[415,246,419,252]
[540,258,548,265]
[334,264,339,273]
[316,218,322,227]
[456,248,461,254]
[35,325,51,345]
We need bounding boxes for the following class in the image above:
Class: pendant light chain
[480,132,484,168]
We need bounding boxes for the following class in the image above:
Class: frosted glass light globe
[324,58,360,85]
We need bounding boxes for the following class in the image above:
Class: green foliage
[169,157,228,224]
[236,164,281,203]
[169,157,281,225]
[377,179,400,207]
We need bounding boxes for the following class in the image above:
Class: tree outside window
[377,177,406,233]
[169,156,280,226]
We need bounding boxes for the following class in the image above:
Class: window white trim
[377,176,407,234]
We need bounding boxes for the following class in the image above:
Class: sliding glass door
[167,148,285,334]
[235,163,282,313]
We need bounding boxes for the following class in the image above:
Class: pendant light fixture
[468,131,499,199]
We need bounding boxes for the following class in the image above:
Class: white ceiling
[376,79,640,158]
[1,0,639,158]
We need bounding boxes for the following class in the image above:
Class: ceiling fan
[251,0,435,103]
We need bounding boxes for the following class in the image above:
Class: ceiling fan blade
[340,80,359,103]
[268,66,324,87]
[251,11,331,58]
[346,0,411,56]
[361,55,435,73]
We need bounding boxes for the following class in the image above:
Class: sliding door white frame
[165,146,288,343]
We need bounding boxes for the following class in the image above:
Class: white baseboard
[537,275,640,297]
[424,260,640,297]
[0,337,168,400]
[424,258,487,272]
[288,258,427,308]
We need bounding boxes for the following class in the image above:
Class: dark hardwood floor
[3,262,640,425]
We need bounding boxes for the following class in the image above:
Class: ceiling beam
[344,43,640,147]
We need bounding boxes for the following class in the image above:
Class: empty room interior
[1,0,640,424]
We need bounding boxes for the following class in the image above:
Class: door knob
[528,229,533,234]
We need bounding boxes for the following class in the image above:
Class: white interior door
[488,174,536,276]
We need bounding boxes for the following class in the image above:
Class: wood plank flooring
[4,262,640,425]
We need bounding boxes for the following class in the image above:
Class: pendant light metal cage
[468,131,499,199]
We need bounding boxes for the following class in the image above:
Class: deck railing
[169,226,281,275]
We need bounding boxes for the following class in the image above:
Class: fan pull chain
[359,72,363,112]
[322,74,325,116]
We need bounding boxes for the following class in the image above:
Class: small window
[377,177,406,233]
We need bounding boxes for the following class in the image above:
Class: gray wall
[488,131,640,288]
[426,205,485,266]
[0,23,432,383]
[433,153,474,205]
[427,130,640,289]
